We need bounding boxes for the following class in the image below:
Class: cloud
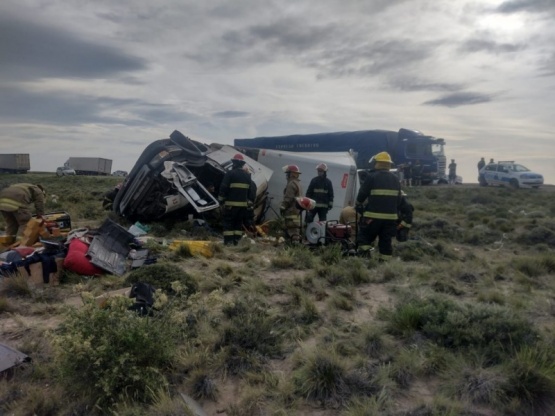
[187,16,437,80]
[460,38,524,54]
[496,0,555,14]
[0,12,147,82]
[423,92,493,107]
[213,111,250,118]
[388,77,464,92]
[0,86,191,126]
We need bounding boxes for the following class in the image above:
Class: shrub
[216,299,284,375]
[293,349,348,405]
[189,369,218,401]
[441,359,506,406]
[380,295,538,361]
[517,226,555,247]
[502,344,555,415]
[51,296,181,407]
[272,245,315,269]
[0,273,33,297]
[125,262,198,295]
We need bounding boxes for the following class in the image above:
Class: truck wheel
[510,179,519,189]
[478,177,488,186]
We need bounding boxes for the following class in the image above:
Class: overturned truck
[113,131,272,223]
[112,130,360,226]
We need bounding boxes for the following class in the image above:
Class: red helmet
[316,163,328,172]
[295,197,315,211]
[283,164,301,174]
[232,153,244,161]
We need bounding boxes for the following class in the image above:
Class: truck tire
[509,179,519,189]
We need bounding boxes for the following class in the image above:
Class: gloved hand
[355,203,364,215]
[328,202,333,209]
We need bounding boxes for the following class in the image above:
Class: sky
[1,0,554,185]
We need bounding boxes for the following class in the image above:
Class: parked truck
[65,157,112,176]
[235,128,446,185]
[0,154,30,174]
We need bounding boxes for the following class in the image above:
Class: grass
[1,176,555,415]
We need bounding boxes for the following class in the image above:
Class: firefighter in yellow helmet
[355,152,404,261]
[0,183,46,243]
[280,165,302,243]
[305,163,334,223]
[218,153,252,245]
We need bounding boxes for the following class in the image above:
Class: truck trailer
[235,128,446,185]
[241,148,359,222]
[0,154,30,174]
[65,157,112,176]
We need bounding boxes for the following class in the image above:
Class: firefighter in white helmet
[280,165,302,243]
[305,163,334,223]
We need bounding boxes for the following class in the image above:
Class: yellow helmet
[374,152,393,164]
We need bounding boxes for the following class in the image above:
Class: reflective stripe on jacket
[0,183,45,215]
[218,168,252,207]
[356,170,400,220]
[306,176,334,208]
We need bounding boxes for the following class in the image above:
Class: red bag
[63,239,104,276]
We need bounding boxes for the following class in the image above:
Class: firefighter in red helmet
[218,153,251,245]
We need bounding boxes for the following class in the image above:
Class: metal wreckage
[109,130,364,249]
[112,130,273,223]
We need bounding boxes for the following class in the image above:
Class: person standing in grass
[355,152,401,261]
[412,160,422,186]
[0,183,46,243]
[448,159,457,185]
[280,164,303,243]
[218,154,251,245]
[305,163,334,223]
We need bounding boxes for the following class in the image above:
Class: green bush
[380,295,538,361]
[502,344,555,415]
[517,226,555,247]
[52,296,181,407]
[125,262,198,295]
[216,298,284,375]
[293,350,348,405]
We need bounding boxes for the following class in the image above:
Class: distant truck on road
[65,157,112,176]
[0,154,30,174]
[235,128,446,185]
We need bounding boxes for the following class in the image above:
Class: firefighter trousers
[222,206,247,245]
[357,218,397,260]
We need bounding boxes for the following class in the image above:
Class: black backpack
[129,282,156,316]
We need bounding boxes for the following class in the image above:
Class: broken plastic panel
[161,161,219,213]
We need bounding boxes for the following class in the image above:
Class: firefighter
[242,165,258,235]
[280,165,302,243]
[0,183,46,243]
[218,154,252,245]
[396,191,414,242]
[355,152,403,261]
[305,163,334,223]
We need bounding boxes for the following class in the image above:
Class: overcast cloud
[0,0,554,185]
